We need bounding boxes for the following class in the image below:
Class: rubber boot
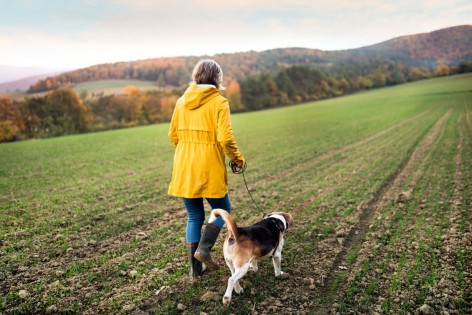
[194,223,221,270]
[187,242,203,278]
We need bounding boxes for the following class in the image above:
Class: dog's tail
[209,209,239,240]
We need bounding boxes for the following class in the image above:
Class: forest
[1,61,471,142]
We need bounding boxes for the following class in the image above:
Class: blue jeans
[182,194,231,243]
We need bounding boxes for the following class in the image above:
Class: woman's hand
[229,160,246,174]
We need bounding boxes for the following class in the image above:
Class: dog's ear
[282,213,293,228]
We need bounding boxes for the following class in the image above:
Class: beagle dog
[209,209,293,305]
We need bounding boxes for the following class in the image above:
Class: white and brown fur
[209,209,293,305]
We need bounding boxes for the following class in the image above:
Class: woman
[168,59,245,277]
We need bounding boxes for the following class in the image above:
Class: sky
[0,0,471,70]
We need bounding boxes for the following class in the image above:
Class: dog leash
[229,160,265,214]
[230,160,289,237]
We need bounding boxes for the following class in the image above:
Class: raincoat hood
[183,84,220,110]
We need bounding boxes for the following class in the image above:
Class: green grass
[335,89,472,314]
[72,79,159,95]
[1,73,471,314]
[0,78,159,97]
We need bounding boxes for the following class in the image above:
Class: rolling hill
[15,25,472,93]
[0,73,58,92]
[348,25,472,67]
[0,65,66,85]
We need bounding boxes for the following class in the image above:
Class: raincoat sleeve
[217,100,245,166]
[168,106,179,148]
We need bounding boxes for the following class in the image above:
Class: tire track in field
[229,109,430,198]
[273,112,447,313]
[338,107,469,314]
[230,110,434,217]
[207,110,446,314]
[279,119,422,210]
[336,108,454,314]
[459,105,472,306]
[465,105,472,232]
[268,110,432,182]
[430,109,472,313]
[228,113,423,238]
[316,109,452,312]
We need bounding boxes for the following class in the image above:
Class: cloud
[0,0,470,68]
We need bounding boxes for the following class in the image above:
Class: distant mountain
[0,73,61,92]
[348,25,472,67]
[27,25,471,93]
[0,65,68,85]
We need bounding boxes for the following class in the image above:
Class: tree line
[1,62,471,142]
[238,61,470,110]
[1,87,180,141]
[26,49,337,93]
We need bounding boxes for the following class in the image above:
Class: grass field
[1,74,471,314]
[73,79,160,96]
[0,79,159,100]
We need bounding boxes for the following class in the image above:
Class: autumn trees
[86,87,181,130]
[0,98,24,142]
[1,85,190,141]
[2,60,472,142]
[237,62,426,111]
[13,89,91,139]
[27,58,198,93]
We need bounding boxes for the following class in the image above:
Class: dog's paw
[249,262,258,272]
[234,284,244,294]
[276,271,289,278]
[222,295,231,305]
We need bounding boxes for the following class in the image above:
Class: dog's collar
[264,214,287,233]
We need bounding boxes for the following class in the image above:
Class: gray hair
[192,59,224,90]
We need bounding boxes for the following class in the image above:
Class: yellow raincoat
[168,84,245,198]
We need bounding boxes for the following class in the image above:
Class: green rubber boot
[187,242,203,278]
[194,223,221,270]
